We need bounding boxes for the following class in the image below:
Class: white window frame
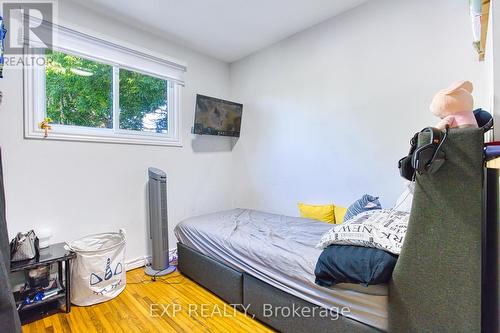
[23,19,186,147]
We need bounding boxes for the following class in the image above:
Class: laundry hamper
[67,229,126,306]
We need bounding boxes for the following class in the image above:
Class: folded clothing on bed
[315,245,398,287]
[343,194,382,222]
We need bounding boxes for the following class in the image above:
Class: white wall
[488,0,500,139]
[0,0,491,264]
[0,1,234,264]
[229,0,489,216]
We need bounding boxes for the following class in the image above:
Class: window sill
[25,128,183,147]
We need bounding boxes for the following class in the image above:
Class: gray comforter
[175,208,388,330]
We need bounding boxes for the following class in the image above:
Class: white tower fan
[145,167,175,276]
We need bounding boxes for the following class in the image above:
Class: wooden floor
[22,268,274,333]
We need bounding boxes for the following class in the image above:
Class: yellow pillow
[298,203,335,223]
[334,206,348,223]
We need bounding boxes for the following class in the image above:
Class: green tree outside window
[45,50,168,133]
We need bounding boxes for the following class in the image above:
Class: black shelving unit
[10,242,75,324]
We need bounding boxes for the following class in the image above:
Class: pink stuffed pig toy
[430,80,478,130]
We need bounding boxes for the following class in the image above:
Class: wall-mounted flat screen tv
[193,94,243,137]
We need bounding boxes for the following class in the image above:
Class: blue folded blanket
[315,245,397,287]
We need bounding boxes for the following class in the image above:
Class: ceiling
[68,0,369,63]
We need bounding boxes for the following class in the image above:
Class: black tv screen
[193,94,243,137]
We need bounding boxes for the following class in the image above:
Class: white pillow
[317,209,409,255]
[394,182,414,213]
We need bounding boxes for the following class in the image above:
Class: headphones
[398,127,448,181]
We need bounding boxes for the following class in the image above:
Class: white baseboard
[125,256,148,271]
[125,248,177,272]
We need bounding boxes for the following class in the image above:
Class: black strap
[426,126,449,170]
[398,127,447,181]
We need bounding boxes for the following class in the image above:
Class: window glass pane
[45,50,113,128]
[119,68,168,133]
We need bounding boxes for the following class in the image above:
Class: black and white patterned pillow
[318,209,409,255]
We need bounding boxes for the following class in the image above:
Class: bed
[175,128,485,333]
[175,208,388,330]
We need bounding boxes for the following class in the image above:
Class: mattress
[174,209,388,331]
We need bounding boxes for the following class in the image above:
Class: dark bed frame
[177,128,497,333]
[178,242,382,332]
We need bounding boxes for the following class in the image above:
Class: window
[46,51,113,129]
[24,20,185,146]
[118,68,169,134]
[45,51,172,136]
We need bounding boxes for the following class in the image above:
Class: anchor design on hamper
[89,258,123,286]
